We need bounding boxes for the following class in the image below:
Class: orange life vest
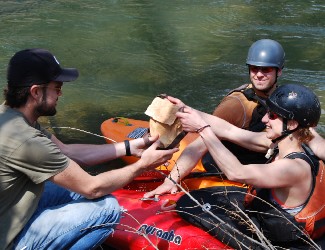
[294,159,325,239]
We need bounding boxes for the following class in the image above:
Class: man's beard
[36,97,57,116]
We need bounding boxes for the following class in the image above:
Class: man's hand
[130,134,158,158]
[137,140,179,171]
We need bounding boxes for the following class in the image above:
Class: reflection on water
[0,1,324,143]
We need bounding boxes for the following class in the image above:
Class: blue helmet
[246,39,285,69]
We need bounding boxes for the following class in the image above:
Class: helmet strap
[273,68,279,85]
[271,118,299,143]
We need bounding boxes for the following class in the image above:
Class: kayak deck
[104,189,229,249]
[100,117,205,172]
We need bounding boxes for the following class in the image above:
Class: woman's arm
[191,123,310,190]
[178,106,272,152]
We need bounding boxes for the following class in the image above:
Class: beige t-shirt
[0,105,69,249]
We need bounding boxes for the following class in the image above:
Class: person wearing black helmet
[160,84,325,248]
[0,49,178,249]
[201,39,286,172]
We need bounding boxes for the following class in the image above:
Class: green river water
[0,1,324,146]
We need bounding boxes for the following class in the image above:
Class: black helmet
[246,39,285,69]
[266,84,321,128]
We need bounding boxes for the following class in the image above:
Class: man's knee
[97,195,122,225]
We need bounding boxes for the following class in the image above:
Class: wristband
[124,140,131,156]
[195,125,211,133]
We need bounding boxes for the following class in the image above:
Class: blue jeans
[13,182,121,250]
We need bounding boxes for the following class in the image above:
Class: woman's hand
[143,177,179,198]
[166,95,186,108]
[176,106,208,133]
[166,95,209,132]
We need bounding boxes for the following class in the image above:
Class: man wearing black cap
[0,48,178,249]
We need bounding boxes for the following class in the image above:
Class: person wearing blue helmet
[204,39,286,172]
[144,39,286,194]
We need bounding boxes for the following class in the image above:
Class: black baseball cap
[7,48,79,87]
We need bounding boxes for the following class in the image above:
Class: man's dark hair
[3,86,31,108]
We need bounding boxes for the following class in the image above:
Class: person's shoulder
[1,112,48,144]
[275,156,311,175]
[228,83,250,94]
[227,91,245,98]
[224,91,253,106]
[225,83,251,98]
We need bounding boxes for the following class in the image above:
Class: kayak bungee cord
[50,126,117,143]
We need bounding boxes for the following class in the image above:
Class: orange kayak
[100,117,205,172]
[100,117,246,190]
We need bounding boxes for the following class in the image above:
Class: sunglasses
[267,111,279,120]
[38,85,62,95]
[249,66,275,74]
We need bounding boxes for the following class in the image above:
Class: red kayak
[102,169,240,249]
[104,188,230,249]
